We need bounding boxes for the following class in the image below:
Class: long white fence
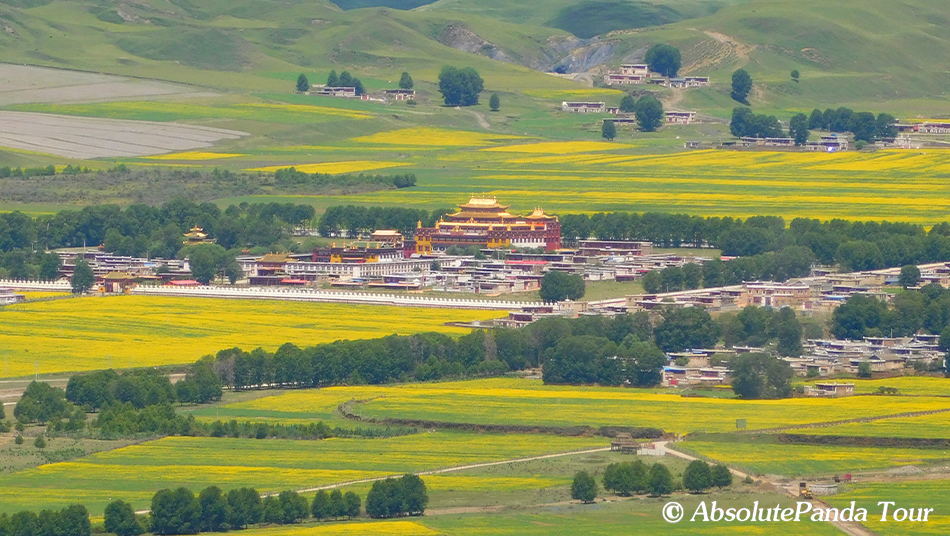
[130,285,543,310]
[0,279,71,291]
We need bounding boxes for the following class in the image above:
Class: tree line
[0,505,90,536]
[807,107,897,142]
[101,475,426,536]
[318,205,453,237]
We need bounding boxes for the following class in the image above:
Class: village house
[562,101,605,113]
[804,382,855,397]
[665,111,697,125]
[916,122,950,134]
[382,89,415,101]
[738,281,812,309]
[683,76,710,87]
[604,73,648,85]
[311,86,357,98]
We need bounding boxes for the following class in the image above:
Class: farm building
[0,288,25,305]
[665,111,697,124]
[312,86,357,98]
[604,73,648,85]
[917,122,950,134]
[804,382,855,397]
[683,76,710,87]
[383,89,415,101]
[414,196,561,253]
[805,135,850,152]
[562,101,605,113]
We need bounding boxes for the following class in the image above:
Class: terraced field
[0,296,501,378]
[213,378,950,433]
[0,433,604,515]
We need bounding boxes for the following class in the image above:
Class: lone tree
[858,360,873,378]
[540,271,585,302]
[296,73,310,93]
[399,71,414,90]
[327,70,339,87]
[899,264,921,288]
[571,471,598,503]
[682,460,712,493]
[438,66,483,106]
[602,119,616,140]
[711,465,733,490]
[489,92,500,112]
[71,260,95,294]
[731,68,753,102]
[789,113,809,145]
[791,69,800,82]
[634,95,664,132]
[647,463,674,497]
[645,44,682,77]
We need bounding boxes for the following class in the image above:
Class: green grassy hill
[0,0,947,115]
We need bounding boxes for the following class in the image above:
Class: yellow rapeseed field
[249,161,411,174]
[147,151,246,161]
[216,521,439,536]
[483,141,636,154]
[0,296,502,378]
[352,127,523,147]
[229,378,950,433]
[805,376,950,396]
[794,412,950,439]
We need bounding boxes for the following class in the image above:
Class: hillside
[0,0,947,114]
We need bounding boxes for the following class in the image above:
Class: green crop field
[677,439,950,477]
[211,378,950,433]
[792,412,950,439]
[0,432,604,515]
[0,295,502,378]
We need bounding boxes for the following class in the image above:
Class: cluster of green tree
[326,70,365,95]
[645,44,681,77]
[437,66,483,106]
[539,271,585,302]
[318,205,451,236]
[807,108,897,142]
[730,352,794,399]
[273,168,416,189]
[833,284,950,355]
[562,212,950,269]
[722,306,804,357]
[66,365,221,411]
[365,475,428,518]
[542,334,666,386]
[0,199,315,261]
[601,459,732,497]
[643,249,814,293]
[729,107,784,139]
[0,248,61,280]
[0,165,57,178]
[618,95,664,132]
[13,381,85,430]
[0,505,90,536]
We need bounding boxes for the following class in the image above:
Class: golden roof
[102,271,137,281]
[184,226,208,239]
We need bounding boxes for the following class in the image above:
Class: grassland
[0,432,604,515]
[677,439,950,477]
[830,480,950,536]
[205,521,439,536]
[212,378,950,433]
[0,295,502,378]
